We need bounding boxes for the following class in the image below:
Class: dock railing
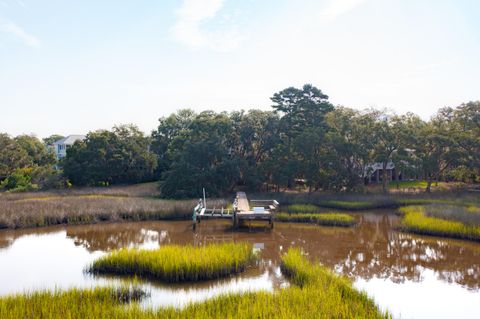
[249,199,279,212]
[193,193,279,230]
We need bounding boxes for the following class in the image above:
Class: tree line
[1,84,478,196]
[0,134,61,191]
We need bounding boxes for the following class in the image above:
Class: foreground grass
[399,206,480,242]
[277,212,356,227]
[89,242,256,282]
[279,248,387,318]
[0,248,389,319]
[0,286,145,319]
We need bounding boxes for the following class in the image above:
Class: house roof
[365,162,395,173]
[53,135,85,145]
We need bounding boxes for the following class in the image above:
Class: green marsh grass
[318,200,383,210]
[0,286,145,319]
[399,206,480,241]
[422,205,480,226]
[276,212,356,227]
[285,204,322,213]
[89,242,256,282]
[253,191,479,211]
[155,248,388,318]
[389,180,429,189]
[387,181,459,191]
[0,248,389,319]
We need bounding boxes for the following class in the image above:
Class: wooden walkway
[236,192,250,212]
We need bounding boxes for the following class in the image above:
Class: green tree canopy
[15,135,56,166]
[63,125,156,186]
[271,84,333,136]
[160,111,240,198]
[0,134,32,180]
[42,134,64,146]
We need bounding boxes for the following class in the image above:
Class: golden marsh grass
[399,206,480,241]
[0,247,389,319]
[89,242,256,282]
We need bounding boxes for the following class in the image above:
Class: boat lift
[192,190,279,230]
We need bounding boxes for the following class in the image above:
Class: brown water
[0,212,479,318]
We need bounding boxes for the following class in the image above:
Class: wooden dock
[192,191,279,230]
[236,192,250,212]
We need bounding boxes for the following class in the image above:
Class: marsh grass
[386,181,464,192]
[422,205,480,227]
[276,212,356,227]
[89,242,256,283]
[151,248,388,318]
[0,286,146,319]
[3,183,477,231]
[0,191,226,229]
[399,206,480,241]
[0,248,389,319]
[285,204,322,213]
[388,180,429,189]
[318,200,385,210]
[0,182,162,200]
[253,192,479,211]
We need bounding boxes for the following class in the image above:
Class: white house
[52,135,85,160]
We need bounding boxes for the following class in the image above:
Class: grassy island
[399,205,480,242]
[89,242,256,282]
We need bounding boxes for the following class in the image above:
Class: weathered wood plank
[236,192,250,212]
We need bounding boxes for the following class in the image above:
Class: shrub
[0,168,37,192]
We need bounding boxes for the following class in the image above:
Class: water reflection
[90,260,286,308]
[1,215,479,291]
[0,214,479,318]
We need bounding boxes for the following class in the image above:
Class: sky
[1,0,479,138]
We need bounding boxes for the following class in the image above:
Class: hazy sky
[1,0,479,137]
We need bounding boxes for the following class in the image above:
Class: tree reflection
[1,215,479,291]
[65,221,195,251]
[275,214,480,290]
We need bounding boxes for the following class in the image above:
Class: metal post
[192,207,197,231]
[203,188,206,208]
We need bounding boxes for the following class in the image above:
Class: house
[365,162,398,184]
[52,135,85,160]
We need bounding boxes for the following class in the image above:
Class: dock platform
[192,191,279,230]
